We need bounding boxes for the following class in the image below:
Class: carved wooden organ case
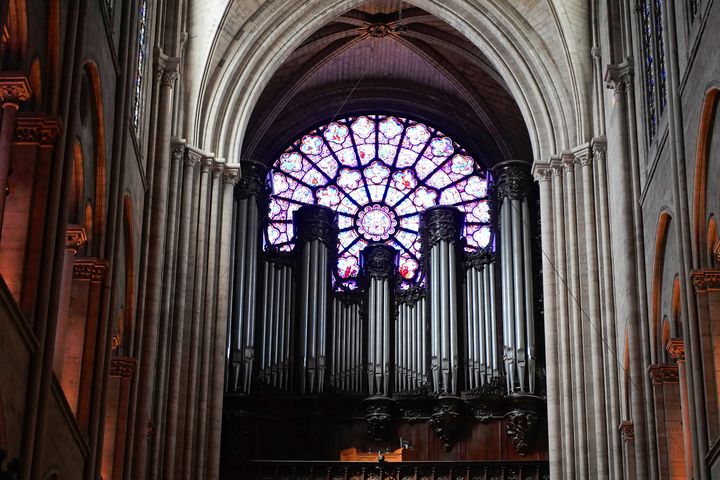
[224,160,547,461]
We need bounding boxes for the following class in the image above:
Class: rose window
[265,114,493,289]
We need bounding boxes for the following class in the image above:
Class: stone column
[362,243,397,396]
[578,144,609,478]
[229,161,269,394]
[668,339,694,480]
[495,161,536,395]
[194,161,223,479]
[562,153,589,480]
[533,165,561,479]
[207,164,240,480]
[131,53,180,479]
[0,74,31,241]
[53,225,87,376]
[421,206,464,395]
[551,161,575,479]
[294,205,337,394]
[108,357,137,480]
[161,146,201,479]
[182,157,212,480]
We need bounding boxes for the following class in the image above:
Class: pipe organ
[227,161,539,399]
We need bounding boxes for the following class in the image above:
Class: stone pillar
[0,74,31,241]
[421,206,463,395]
[131,53,180,479]
[362,243,397,396]
[207,164,240,480]
[578,144,609,478]
[106,357,137,480]
[229,161,269,394]
[161,146,201,479]
[668,339,694,480]
[194,161,223,479]
[182,157,212,480]
[53,225,87,376]
[532,165,561,479]
[294,205,337,394]
[494,161,536,395]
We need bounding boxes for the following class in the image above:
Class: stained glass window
[265,115,493,290]
[131,0,148,133]
[639,0,667,141]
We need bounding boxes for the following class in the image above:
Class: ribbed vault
[190,0,590,166]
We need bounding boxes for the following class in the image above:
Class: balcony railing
[250,460,550,480]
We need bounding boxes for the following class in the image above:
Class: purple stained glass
[265,115,493,288]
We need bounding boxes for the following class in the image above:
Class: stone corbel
[0,73,32,105]
[65,224,87,254]
[666,338,685,362]
[604,59,634,94]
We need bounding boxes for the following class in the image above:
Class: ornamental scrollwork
[427,396,465,452]
[294,205,338,248]
[464,248,494,270]
[420,206,464,250]
[364,397,395,442]
[362,244,397,280]
[237,160,270,200]
[504,409,539,456]
[494,162,531,201]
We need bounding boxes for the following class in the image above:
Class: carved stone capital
[649,363,679,385]
[561,152,576,174]
[13,115,61,145]
[65,225,87,251]
[532,165,553,183]
[666,338,685,362]
[171,142,185,163]
[154,54,180,87]
[238,160,269,199]
[691,269,720,291]
[73,258,107,282]
[0,74,32,105]
[605,60,634,94]
[494,160,532,200]
[293,205,338,248]
[420,206,464,249]
[200,157,214,173]
[361,243,397,280]
[428,396,466,452]
[619,420,635,441]
[110,357,137,378]
[505,409,540,456]
[363,396,395,442]
[184,148,203,168]
[212,161,225,178]
[223,164,241,185]
[714,240,720,263]
[591,136,607,165]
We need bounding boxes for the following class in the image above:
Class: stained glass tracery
[265,115,493,290]
[131,0,148,133]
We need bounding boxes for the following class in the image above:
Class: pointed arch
[650,211,672,363]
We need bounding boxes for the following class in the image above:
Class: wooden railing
[249,460,550,480]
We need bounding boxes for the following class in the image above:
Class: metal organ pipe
[495,161,536,394]
[293,205,337,395]
[361,244,397,396]
[421,206,464,395]
[230,161,268,394]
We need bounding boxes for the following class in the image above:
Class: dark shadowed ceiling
[241,0,532,168]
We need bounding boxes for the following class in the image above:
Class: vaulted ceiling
[240,0,532,168]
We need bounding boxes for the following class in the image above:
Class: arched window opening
[131,0,149,134]
[265,115,493,291]
[638,0,667,141]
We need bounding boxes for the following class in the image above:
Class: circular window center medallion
[356,204,398,242]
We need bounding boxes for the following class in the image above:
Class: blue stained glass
[265,115,493,288]
[131,0,148,133]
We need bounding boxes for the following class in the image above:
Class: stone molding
[110,357,137,378]
[648,363,679,385]
[691,269,720,291]
[65,225,87,251]
[0,73,32,105]
[73,258,107,282]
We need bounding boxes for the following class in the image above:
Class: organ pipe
[421,206,464,395]
[294,205,337,394]
[362,244,397,396]
[330,294,363,394]
[464,250,497,388]
[495,161,536,394]
[229,161,269,393]
[396,287,426,392]
[258,254,293,390]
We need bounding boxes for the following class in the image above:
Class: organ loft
[1,1,720,479]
